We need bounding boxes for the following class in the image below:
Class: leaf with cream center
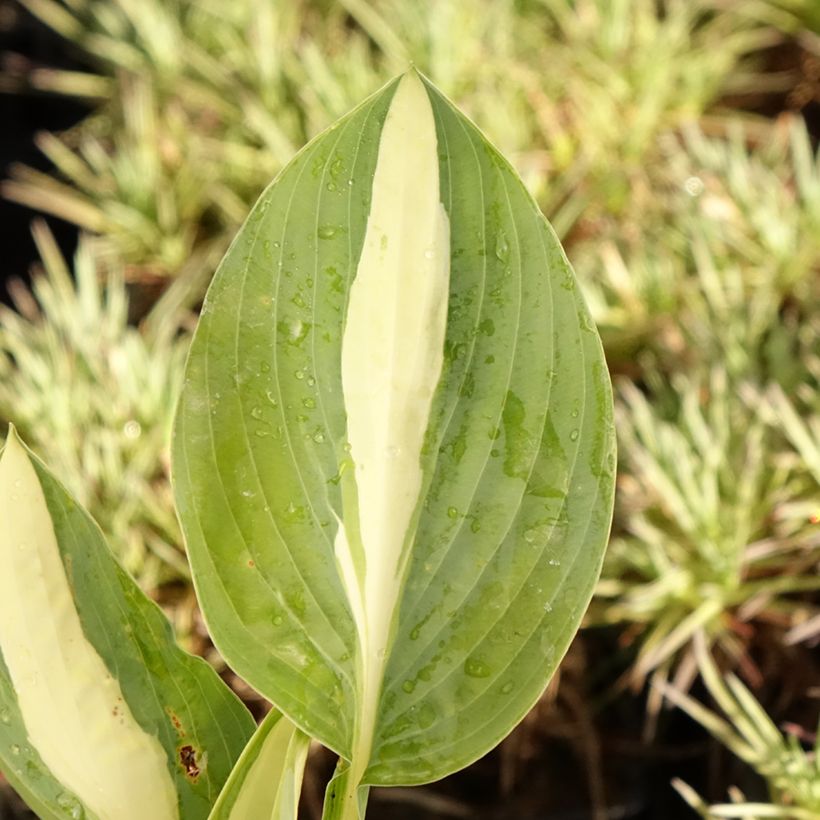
[0,428,256,819]
[208,709,309,820]
[173,69,615,812]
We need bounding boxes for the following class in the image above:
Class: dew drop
[548,558,561,567]
[250,406,264,421]
[495,232,510,263]
[417,702,436,729]
[402,680,416,694]
[56,793,84,819]
[0,708,10,725]
[303,397,316,409]
[464,658,491,678]
[447,506,458,519]
[313,431,325,443]
[500,681,514,695]
[423,248,435,260]
[569,429,579,441]
[289,319,305,341]
[10,744,20,756]
[317,225,338,240]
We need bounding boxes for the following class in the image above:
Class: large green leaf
[173,70,615,809]
[0,428,256,819]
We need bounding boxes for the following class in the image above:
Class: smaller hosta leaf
[209,709,309,820]
[0,428,256,820]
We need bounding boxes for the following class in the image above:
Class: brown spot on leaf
[165,706,185,737]
[179,745,200,780]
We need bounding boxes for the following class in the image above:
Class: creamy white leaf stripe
[0,430,178,820]
[208,709,308,820]
[333,71,450,775]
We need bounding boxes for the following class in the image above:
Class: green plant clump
[0,222,190,589]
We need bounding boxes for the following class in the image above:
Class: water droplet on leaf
[317,225,338,240]
[56,793,84,819]
[495,232,510,262]
[464,658,491,678]
[417,702,436,729]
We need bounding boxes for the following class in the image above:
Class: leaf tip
[1,423,31,476]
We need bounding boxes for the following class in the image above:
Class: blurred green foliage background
[0,1,818,818]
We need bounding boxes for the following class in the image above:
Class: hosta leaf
[0,428,256,819]
[173,70,615,803]
[208,709,309,820]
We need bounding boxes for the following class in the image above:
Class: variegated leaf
[173,71,615,815]
[0,428,256,819]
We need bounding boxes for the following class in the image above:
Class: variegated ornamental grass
[174,70,615,817]
[0,70,614,820]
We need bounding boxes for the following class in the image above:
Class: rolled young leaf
[208,708,309,820]
[173,69,615,808]
[0,428,256,819]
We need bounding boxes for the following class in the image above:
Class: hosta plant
[0,71,615,819]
